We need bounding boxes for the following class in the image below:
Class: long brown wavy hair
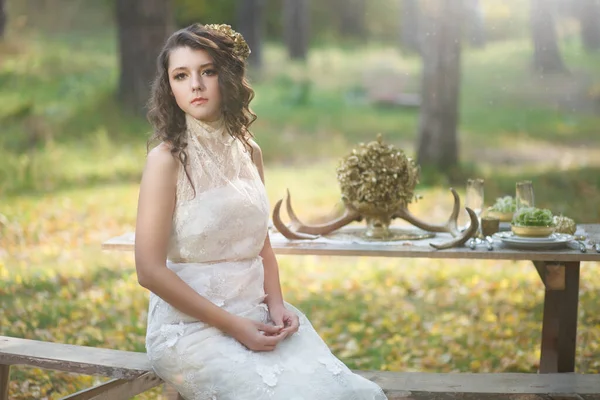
[146,23,257,184]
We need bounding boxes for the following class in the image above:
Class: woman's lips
[191,97,208,105]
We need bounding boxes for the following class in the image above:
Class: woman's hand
[269,305,300,338]
[229,316,287,352]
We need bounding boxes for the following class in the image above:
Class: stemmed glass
[516,180,535,211]
[466,178,484,243]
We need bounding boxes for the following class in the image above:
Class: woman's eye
[202,69,217,76]
[173,73,186,80]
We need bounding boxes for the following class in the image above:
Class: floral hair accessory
[204,24,251,61]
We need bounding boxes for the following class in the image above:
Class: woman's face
[168,46,222,122]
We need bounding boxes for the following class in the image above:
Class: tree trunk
[466,0,486,48]
[400,0,420,53]
[116,0,173,115]
[530,0,566,73]
[237,0,266,68]
[578,0,600,51]
[0,0,6,39]
[416,0,463,171]
[283,0,310,60]
[339,0,366,38]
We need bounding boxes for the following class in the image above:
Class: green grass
[2,27,600,399]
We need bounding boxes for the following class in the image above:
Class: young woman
[134,22,387,399]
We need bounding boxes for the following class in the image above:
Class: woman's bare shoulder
[243,135,264,182]
[148,142,178,164]
[145,142,179,177]
[242,134,262,158]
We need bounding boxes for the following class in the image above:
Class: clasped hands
[230,304,299,352]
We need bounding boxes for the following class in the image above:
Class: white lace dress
[145,115,388,400]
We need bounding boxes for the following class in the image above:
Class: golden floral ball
[336,134,420,215]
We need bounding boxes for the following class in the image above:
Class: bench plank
[2,336,599,399]
[0,336,151,379]
[62,372,162,400]
[360,371,600,395]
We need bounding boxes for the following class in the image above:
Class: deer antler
[394,188,479,249]
[272,188,478,249]
[272,189,361,240]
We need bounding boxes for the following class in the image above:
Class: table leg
[533,261,580,373]
[0,364,9,400]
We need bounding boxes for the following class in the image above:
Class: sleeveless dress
[145,115,388,400]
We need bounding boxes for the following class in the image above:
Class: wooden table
[102,224,600,374]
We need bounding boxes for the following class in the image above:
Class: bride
[134,22,388,400]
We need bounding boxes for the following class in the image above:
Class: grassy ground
[1,26,600,398]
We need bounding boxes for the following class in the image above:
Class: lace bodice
[167,115,270,263]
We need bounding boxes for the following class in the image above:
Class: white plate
[507,234,558,242]
[492,232,574,250]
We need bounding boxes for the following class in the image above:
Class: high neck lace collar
[186,114,232,143]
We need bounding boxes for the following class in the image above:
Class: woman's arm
[260,234,285,309]
[135,144,238,331]
[135,144,284,350]
[249,139,300,336]
[248,140,285,310]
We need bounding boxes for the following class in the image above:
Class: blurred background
[1,0,599,398]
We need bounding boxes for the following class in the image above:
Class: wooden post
[0,364,10,400]
[533,261,580,373]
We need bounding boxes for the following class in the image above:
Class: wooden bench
[0,336,162,399]
[2,336,600,400]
